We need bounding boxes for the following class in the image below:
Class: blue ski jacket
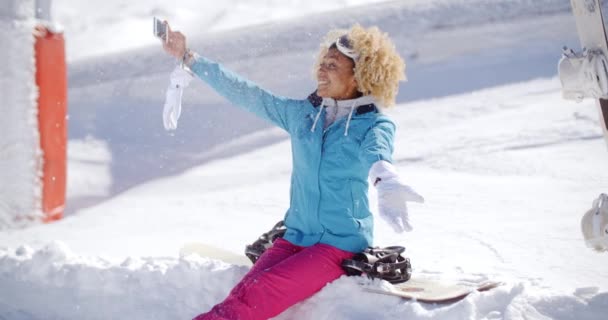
[189,55,396,253]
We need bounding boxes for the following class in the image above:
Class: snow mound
[0,242,248,319]
[1,242,606,320]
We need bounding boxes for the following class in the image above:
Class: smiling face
[316,48,359,100]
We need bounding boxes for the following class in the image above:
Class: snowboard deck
[570,0,608,54]
[363,278,503,303]
[180,242,503,303]
[570,0,608,148]
[179,242,251,266]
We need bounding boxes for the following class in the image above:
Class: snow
[50,0,389,62]
[2,0,608,319]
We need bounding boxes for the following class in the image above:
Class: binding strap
[244,221,287,264]
[341,246,412,284]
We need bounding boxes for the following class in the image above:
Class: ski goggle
[334,34,359,62]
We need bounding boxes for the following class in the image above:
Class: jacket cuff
[369,160,398,186]
[183,50,200,69]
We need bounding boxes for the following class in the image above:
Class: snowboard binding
[581,193,608,252]
[558,47,608,101]
[341,246,412,284]
[245,220,412,284]
[244,220,287,264]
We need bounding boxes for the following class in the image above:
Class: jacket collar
[321,95,376,109]
[307,91,378,115]
[308,92,379,135]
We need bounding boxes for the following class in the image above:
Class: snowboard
[179,242,251,266]
[570,0,608,148]
[179,242,503,303]
[362,278,502,303]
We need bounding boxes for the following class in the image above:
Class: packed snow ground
[2,0,608,319]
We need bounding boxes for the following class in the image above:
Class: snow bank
[0,242,248,320]
[1,242,607,320]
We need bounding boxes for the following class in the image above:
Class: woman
[162,23,424,320]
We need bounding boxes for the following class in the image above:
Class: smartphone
[153,17,167,42]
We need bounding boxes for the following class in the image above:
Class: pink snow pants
[193,238,354,320]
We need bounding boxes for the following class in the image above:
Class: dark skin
[161,23,360,101]
[162,23,187,58]
[316,48,360,100]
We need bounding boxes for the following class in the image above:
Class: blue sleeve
[359,118,396,167]
[189,55,301,133]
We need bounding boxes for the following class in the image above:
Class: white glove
[163,65,194,130]
[370,160,424,233]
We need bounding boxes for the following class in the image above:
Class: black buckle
[342,246,412,284]
[245,221,287,264]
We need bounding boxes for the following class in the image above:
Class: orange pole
[34,25,67,223]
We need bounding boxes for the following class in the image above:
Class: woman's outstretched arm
[162,23,303,133]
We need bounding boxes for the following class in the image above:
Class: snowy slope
[51,0,389,61]
[64,0,580,211]
[2,0,608,319]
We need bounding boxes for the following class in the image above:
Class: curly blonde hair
[313,24,406,107]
